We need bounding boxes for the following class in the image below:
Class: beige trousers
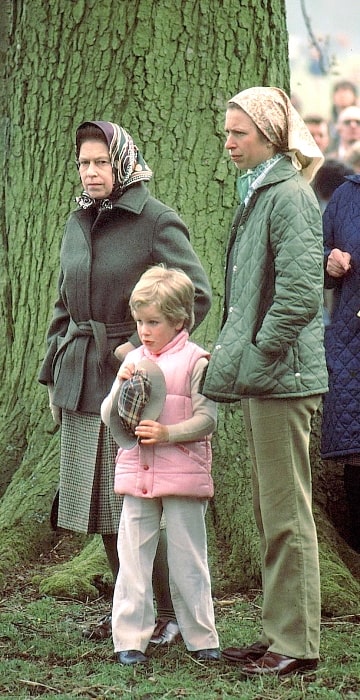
[241,395,321,659]
[112,495,219,653]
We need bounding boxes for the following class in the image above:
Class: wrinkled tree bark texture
[0,0,359,613]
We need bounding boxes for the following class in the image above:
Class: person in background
[312,159,354,326]
[331,80,358,119]
[38,120,212,642]
[321,169,360,554]
[101,265,219,666]
[328,105,360,163]
[345,140,360,173]
[329,80,358,149]
[202,86,327,677]
[312,159,354,213]
[304,114,330,155]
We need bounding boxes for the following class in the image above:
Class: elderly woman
[39,120,212,640]
[202,87,328,676]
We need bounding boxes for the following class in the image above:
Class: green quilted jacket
[202,157,328,402]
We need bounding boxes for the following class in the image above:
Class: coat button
[142,488,147,494]
[143,465,149,470]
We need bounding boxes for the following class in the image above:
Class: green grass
[0,548,359,699]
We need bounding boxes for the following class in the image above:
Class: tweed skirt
[58,410,123,534]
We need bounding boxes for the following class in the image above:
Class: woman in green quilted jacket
[202,87,328,678]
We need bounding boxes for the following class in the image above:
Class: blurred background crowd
[286,0,360,117]
[286,0,360,203]
[285,1,360,554]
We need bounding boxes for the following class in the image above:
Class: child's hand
[135,420,169,444]
[118,362,135,381]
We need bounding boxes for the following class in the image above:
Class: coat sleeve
[101,376,121,427]
[38,268,70,385]
[255,182,324,356]
[151,209,212,331]
[167,358,217,442]
[323,190,344,291]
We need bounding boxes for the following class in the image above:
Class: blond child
[101,265,219,665]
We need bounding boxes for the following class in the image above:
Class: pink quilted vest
[114,331,214,498]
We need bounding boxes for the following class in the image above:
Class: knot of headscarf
[228,87,324,182]
[75,192,113,210]
[75,120,153,198]
[108,122,153,190]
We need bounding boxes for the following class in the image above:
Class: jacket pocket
[234,342,286,395]
[52,336,66,385]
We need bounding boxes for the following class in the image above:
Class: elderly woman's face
[225,107,275,170]
[78,140,114,198]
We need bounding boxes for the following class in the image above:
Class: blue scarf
[236,153,285,205]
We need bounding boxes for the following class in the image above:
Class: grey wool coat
[39,182,212,413]
[202,157,328,402]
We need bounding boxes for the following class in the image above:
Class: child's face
[133,303,183,354]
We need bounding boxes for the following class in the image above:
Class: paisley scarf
[75,120,153,209]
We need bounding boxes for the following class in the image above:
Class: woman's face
[78,140,114,198]
[224,107,275,170]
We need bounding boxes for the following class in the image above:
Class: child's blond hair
[130,265,195,331]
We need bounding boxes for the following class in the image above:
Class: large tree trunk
[0,0,358,613]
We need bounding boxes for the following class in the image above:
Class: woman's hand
[135,420,169,444]
[48,385,61,425]
[114,341,135,362]
[327,248,351,278]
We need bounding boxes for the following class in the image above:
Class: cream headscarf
[228,86,324,182]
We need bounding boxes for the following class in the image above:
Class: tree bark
[0,0,358,612]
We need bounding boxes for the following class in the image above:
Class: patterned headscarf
[228,87,324,182]
[75,120,153,207]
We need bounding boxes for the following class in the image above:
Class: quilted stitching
[321,175,360,458]
[203,159,328,402]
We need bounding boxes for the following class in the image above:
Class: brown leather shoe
[149,619,181,645]
[222,641,269,663]
[240,651,318,677]
[82,614,112,641]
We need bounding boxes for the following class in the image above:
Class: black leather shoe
[240,651,318,677]
[117,650,148,666]
[222,641,269,663]
[194,648,220,661]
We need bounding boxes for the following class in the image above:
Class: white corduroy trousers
[112,495,219,653]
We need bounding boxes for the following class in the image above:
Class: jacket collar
[345,173,360,185]
[75,182,150,219]
[110,182,150,215]
[143,330,189,360]
[255,155,297,191]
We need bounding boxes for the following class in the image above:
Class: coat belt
[57,318,135,374]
